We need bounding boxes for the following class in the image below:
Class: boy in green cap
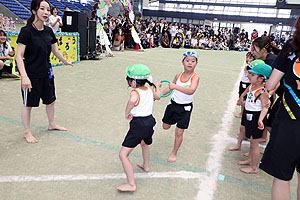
[237,63,272,174]
[161,50,200,162]
[117,64,161,192]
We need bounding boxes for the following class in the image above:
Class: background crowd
[96,15,292,52]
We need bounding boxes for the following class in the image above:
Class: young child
[229,59,265,151]
[238,63,272,174]
[234,52,255,118]
[118,64,161,192]
[161,50,200,162]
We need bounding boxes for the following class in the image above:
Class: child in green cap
[161,50,200,162]
[237,63,272,174]
[117,64,161,192]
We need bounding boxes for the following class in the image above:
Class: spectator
[49,7,62,32]
[0,30,18,78]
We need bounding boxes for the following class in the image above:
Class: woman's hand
[64,61,74,66]
[21,76,32,92]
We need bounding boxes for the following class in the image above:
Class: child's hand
[237,96,243,106]
[169,82,176,90]
[258,120,264,130]
[125,113,133,120]
[156,81,162,88]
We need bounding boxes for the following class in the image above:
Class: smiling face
[182,56,198,72]
[0,32,6,44]
[52,7,58,16]
[33,1,50,23]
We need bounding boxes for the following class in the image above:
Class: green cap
[247,59,265,70]
[248,63,272,78]
[126,64,151,79]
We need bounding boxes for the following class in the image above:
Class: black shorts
[260,118,300,181]
[239,81,250,99]
[21,76,56,107]
[162,99,193,129]
[122,115,156,148]
[2,63,13,73]
[243,110,265,139]
[241,109,246,126]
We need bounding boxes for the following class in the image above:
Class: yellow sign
[6,32,80,66]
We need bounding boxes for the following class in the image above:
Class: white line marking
[0,171,207,183]
[195,65,244,200]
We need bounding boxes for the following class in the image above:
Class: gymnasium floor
[0,48,298,200]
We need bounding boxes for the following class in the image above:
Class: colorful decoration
[6,32,80,67]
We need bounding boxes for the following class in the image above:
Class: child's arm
[258,93,269,130]
[237,85,250,106]
[125,90,138,120]
[161,74,179,96]
[152,82,161,100]
[169,74,200,95]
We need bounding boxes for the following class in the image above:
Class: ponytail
[27,14,35,25]
[252,36,280,55]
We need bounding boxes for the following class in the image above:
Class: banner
[6,32,80,67]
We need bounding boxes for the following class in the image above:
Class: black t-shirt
[17,24,57,78]
[265,53,277,67]
[273,41,300,120]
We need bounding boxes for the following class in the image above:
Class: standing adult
[259,16,300,200]
[48,6,62,32]
[16,0,73,143]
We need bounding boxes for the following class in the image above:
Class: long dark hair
[286,17,300,58]
[27,0,50,25]
[0,30,8,50]
[126,76,156,89]
[252,36,281,55]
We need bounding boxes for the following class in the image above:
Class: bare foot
[234,113,242,118]
[167,154,176,162]
[237,160,250,165]
[48,125,67,131]
[24,132,38,143]
[228,146,241,151]
[240,167,257,174]
[137,164,149,172]
[117,184,136,192]
[244,151,264,157]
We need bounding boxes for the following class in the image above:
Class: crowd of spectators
[97,15,292,53]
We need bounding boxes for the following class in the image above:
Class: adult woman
[259,16,300,200]
[48,6,62,32]
[0,30,16,78]
[16,0,73,143]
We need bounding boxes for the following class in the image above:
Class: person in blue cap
[238,63,272,174]
[161,50,200,162]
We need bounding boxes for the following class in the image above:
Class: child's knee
[162,123,171,130]
[119,151,128,160]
